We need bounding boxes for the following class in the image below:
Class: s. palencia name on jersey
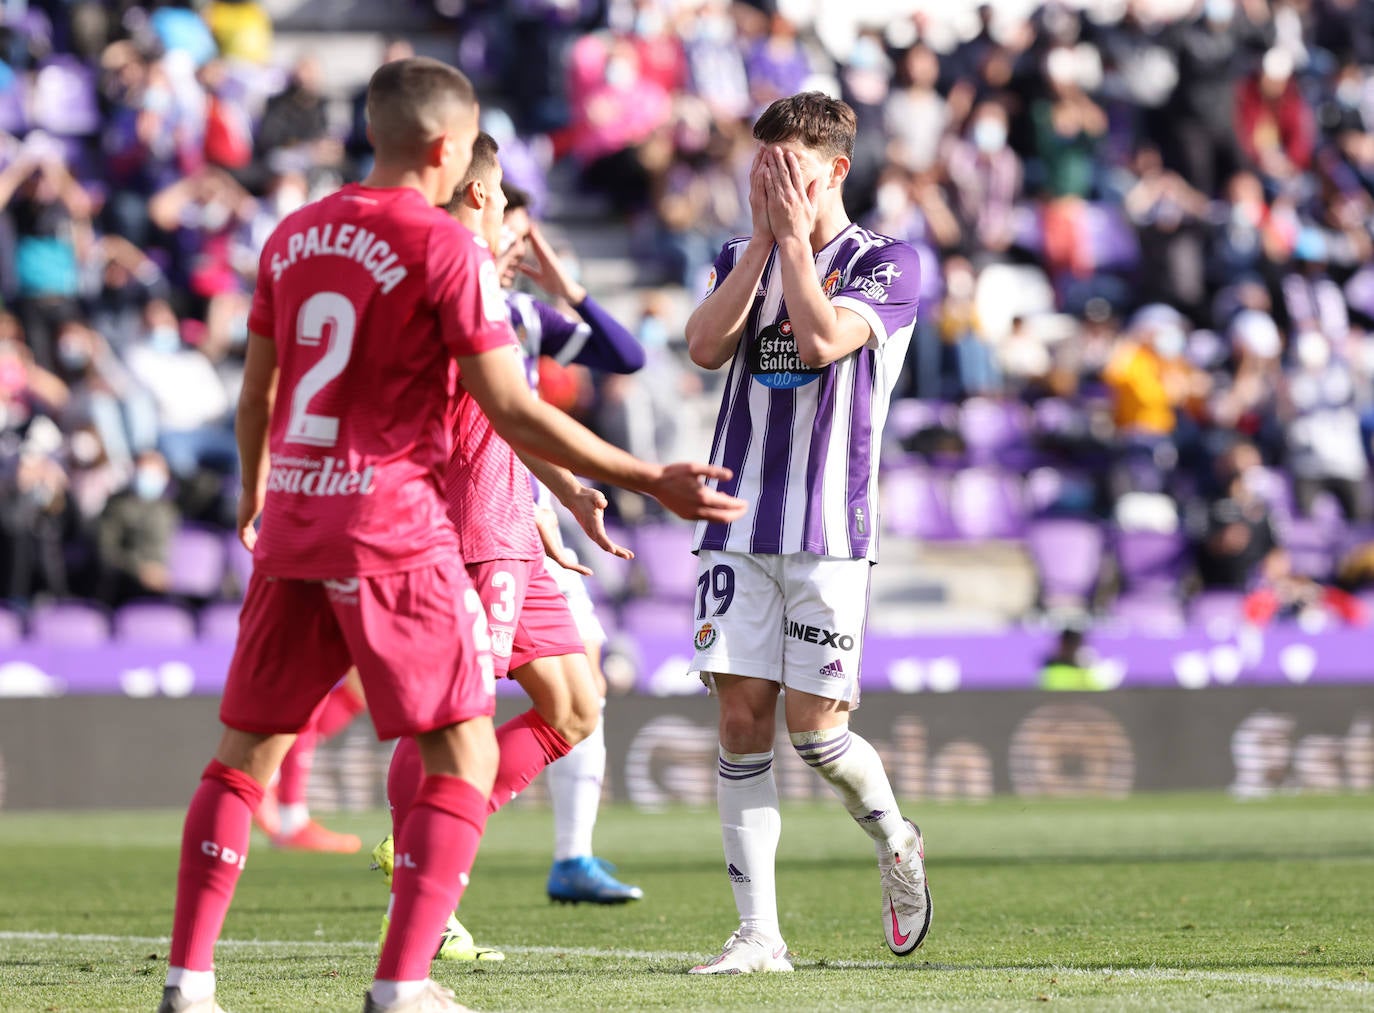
[749,318,823,389]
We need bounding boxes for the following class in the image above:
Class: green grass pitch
[1,794,1372,1011]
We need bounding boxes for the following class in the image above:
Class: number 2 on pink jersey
[286,291,356,447]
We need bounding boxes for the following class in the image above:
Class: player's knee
[561,696,599,746]
[718,708,773,754]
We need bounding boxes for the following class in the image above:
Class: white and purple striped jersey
[695,224,920,561]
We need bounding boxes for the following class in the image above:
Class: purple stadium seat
[0,606,22,645]
[959,398,1029,467]
[199,602,243,642]
[1025,467,1065,516]
[631,522,698,600]
[28,601,110,645]
[168,525,228,599]
[1282,518,1339,580]
[949,468,1026,540]
[882,466,954,540]
[1111,592,1185,634]
[886,398,954,445]
[1190,591,1247,632]
[114,601,198,644]
[1306,490,1344,526]
[617,598,693,640]
[1086,203,1140,272]
[1114,528,1188,592]
[1031,398,1081,436]
[1249,467,1295,522]
[1026,518,1105,608]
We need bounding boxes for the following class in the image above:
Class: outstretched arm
[459,345,746,524]
[518,449,634,563]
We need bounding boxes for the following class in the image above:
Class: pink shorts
[220,559,495,741]
[466,558,584,678]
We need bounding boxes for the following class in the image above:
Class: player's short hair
[502,183,532,214]
[365,57,476,162]
[753,91,856,161]
[447,132,500,211]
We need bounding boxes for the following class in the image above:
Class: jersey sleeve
[702,240,743,301]
[830,241,922,346]
[426,217,515,358]
[247,232,277,338]
[531,298,589,362]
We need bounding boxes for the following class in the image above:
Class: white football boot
[688,929,793,975]
[361,979,473,1012]
[879,819,932,956]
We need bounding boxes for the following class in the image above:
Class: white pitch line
[1,932,1370,994]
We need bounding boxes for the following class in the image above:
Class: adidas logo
[727,863,750,884]
[856,809,887,824]
[818,659,845,678]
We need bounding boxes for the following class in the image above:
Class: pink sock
[375,775,487,982]
[386,738,424,837]
[315,684,366,738]
[169,761,265,970]
[488,709,572,815]
[276,729,317,807]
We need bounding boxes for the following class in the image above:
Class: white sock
[165,967,215,1002]
[278,803,310,837]
[548,704,606,861]
[717,748,781,941]
[791,726,913,855]
[368,979,427,1006]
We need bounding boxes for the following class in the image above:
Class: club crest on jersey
[694,622,718,651]
[489,625,514,659]
[749,319,822,389]
[822,269,842,296]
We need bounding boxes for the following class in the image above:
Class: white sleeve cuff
[831,295,888,347]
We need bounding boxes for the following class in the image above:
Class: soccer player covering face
[159,58,744,1013]
[374,134,641,963]
[683,93,931,974]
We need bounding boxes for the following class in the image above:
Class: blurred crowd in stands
[4,0,1374,632]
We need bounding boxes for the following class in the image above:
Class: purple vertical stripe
[701,250,772,551]
[705,350,743,469]
[802,371,837,556]
[750,384,795,552]
[845,348,876,557]
[700,342,755,552]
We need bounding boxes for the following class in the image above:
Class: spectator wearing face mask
[884,45,948,177]
[1103,304,1209,438]
[125,301,235,478]
[1187,441,1280,591]
[1282,330,1370,521]
[945,99,1021,256]
[0,421,77,600]
[53,318,158,474]
[1207,309,1284,453]
[95,448,180,605]
[1235,48,1315,186]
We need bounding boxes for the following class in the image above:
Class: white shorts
[543,552,607,646]
[688,550,870,707]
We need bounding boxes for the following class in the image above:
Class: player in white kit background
[683,92,932,974]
